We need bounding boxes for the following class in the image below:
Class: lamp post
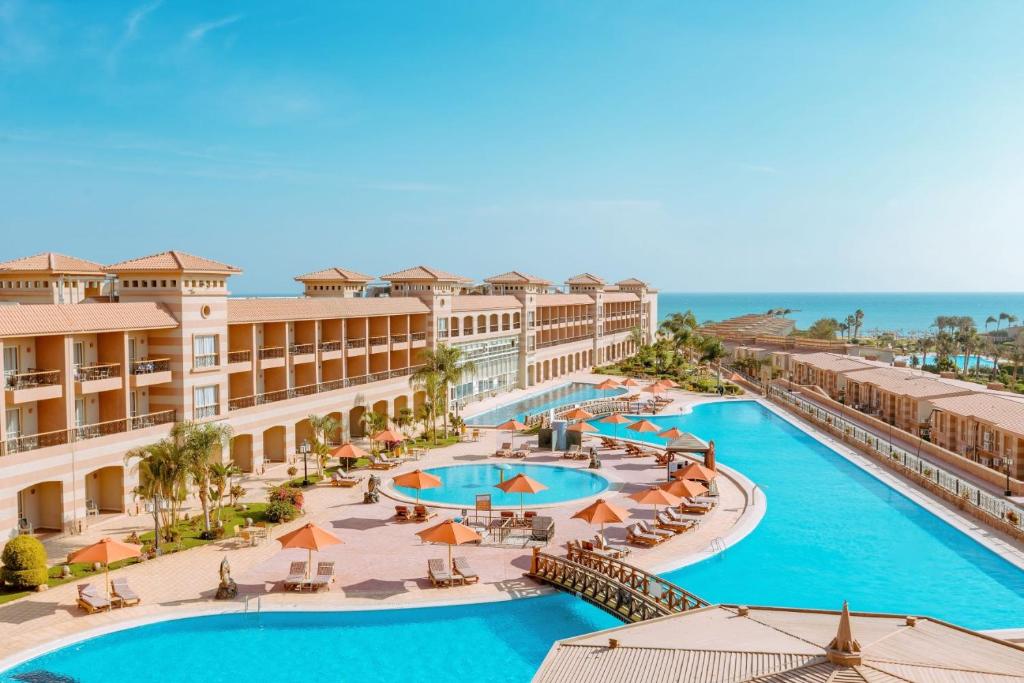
[300,439,311,487]
[1004,456,1014,497]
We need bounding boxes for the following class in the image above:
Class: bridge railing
[524,397,646,427]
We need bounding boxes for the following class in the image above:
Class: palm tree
[853,309,865,338]
[658,312,697,360]
[999,312,1010,331]
[361,410,389,452]
[179,421,233,533]
[412,344,476,439]
[1007,332,1024,385]
[125,434,191,546]
[209,462,241,524]
[986,315,998,331]
[307,413,340,476]
[395,407,414,438]
[409,366,443,444]
[699,336,727,386]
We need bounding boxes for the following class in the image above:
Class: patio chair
[530,515,555,542]
[412,505,437,522]
[427,558,456,587]
[77,584,112,613]
[86,499,99,517]
[471,428,481,442]
[331,471,361,487]
[678,498,713,515]
[593,534,630,559]
[311,561,335,590]
[394,505,412,521]
[510,446,529,459]
[284,561,308,590]
[452,556,479,584]
[494,442,513,458]
[368,455,397,470]
[656,512,692,534]
[562,444,582,459]
[626,523,662,547]
[637,520,674,540]
[110,577,141,607]
[17,516,32,535]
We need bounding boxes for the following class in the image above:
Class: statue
[363,474,381,504]
[588,450,602,469]
[215,557,237,600]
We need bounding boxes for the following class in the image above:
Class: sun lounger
[626,523,662,547]
[395,505,412,521]
[593,534,630,559]
[452,556,479,584]
[110,578,141,607]
[678,498,713,514]
[368,455,397,470]
[494,442,513,457]
[531,515,555,542]
[654,452,673,466]
[428,558,459,587]
[638,520,674,539]
[331,471,361,487]
[656,512,694,534]
[624,444,645,458]
[665,507,698,524]
[311,561,335,590]
[562,444,582,459]
[412,504,437,522]
[284,561,308,590]
[77,584,111,613]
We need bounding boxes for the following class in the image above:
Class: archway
[85,466,124,513]
[18,481,63,532]
[326,411,343,444]
[349,406,367,438]
[230,434,254,473]
[527,364,535,386]
[295,418,315,450]
[263,426,286,463]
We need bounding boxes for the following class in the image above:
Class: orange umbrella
[393,469,443,504]
[277,522,343,580]
[331,442,368,467]
[627,419,660,434]
[372,429,405,443]
[657,427,685,440]
[628,486,681,514]
[595,379,621,390]
[660,379,680,388]
[660,478,709,499]
[567,422,597,433]
[494,419,529,454]
[68,537,142,601]
[417,519,482,581]
[621,378,640,388]
[563,407,594,421]
[600,412,632,439]
[572,498,630,538]
[642,382,664,394]
[673,461,718,482]
[495,473,548,516]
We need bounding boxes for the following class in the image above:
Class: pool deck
[2,371,1024,669]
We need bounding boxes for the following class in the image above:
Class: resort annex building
[0,251,657,540]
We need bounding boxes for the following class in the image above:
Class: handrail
[130,357,171,374]
[410,332,427,342]
[389,334,409,344]
[227,365,426,411]
[524,396,635,427]
[227,350,252,363]
[75,362,121,381]
[369,336,388,347]
[289,343,315,355]
[5,368,61,389]
[527,547,708,623]
[258,346,285,359]
[1,409,176,457]
[319,340,342,352]
[346,338,366,349]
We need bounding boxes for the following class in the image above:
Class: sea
[658,292,1024,336]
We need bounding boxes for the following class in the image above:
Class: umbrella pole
[308,548,312,579]
[448,544,453,589]
[105,564,110,601]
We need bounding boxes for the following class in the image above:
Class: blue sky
[1,1,1022,294]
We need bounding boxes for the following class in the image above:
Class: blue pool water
[465,382,625,426]
[591,401,1024,629]
[8,400,1024,682]
[395,463,608,507]
[0,597,619,683]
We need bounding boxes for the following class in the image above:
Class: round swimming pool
[392,463,609,507]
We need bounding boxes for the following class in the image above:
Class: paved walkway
[0,381,754,670]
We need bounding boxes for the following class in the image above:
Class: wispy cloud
[186,14,242,43]
[0,0,51,69]
[107,0,162,70]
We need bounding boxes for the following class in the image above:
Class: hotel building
[0,252,657,539]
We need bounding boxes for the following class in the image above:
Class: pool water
[394,463,608,507]
[465,382,625,426]
[590,401,1024,629]
[0,596,619,683]
[8,400,1024,682]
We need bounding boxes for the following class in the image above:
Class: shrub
[286,466,298,477]
[268,485,304,509]
[2,535,49,589]
[265,500,298,523]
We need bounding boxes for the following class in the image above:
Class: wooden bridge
[527,545,709,623]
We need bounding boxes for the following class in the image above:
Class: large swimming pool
[465,382,624,426]
[394,463,608,507]
[7,400,1024,682]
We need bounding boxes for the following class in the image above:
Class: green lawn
[139,502,269,552]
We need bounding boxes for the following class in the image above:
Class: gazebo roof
[666,433,711,453]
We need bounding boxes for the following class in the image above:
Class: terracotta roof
[0,302,178,337]
[0,252,105,276]
[381,265,471,283]
[105,250,242,274]
[793,352,878,373]
[602,292,639,303]
[842,367,974,399]
[294,267,374,283]
[535,604,1024,682]
[535,293,595,306]
[228,297,429,323]
[616,277,648,287]
[566,272,605,286]
[450,295,521,312]
[930,393,1024,436]
[483,271,552,286]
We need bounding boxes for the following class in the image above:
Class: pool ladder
[708,537,726,556]
[245,595,262,614]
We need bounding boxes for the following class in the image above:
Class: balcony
[1,410,175,457]
[346,338,366,357]
[227,365,424,412]
[258,346,285,368]
[390,334,409,350]
[5,369,63,404]
[369,336,389,353]
[129,358,172,388]
[289,343,316,364]
[227,350,252,372]
[410,332,427,347]
[74,362,122,394]
[194,404,220,420]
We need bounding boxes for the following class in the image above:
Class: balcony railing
[289,343,315,355]
[4,369,61,390]
[410,332,427,342]
[346,338,366,349]
[258,346,285,360]
[369,336,388,347]
[436,330,449,339]
[1,410,176,457]
[194,405,219,419]
[319,340,342,352]
[130,358,171,374]
[490,325,499,332]
[227,350,252,364]
[227,365,425,412]
[75,362,121,382]
[536,334,593,349]
[390,334,409,344]
[194,353,219,369]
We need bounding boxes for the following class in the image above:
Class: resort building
[0,251,657,539]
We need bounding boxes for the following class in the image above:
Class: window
[193,335,218,368]
[5,408,20,439]
[129,390,139,418]
[3,346,18,380]
[75,398,86,427]
[194,385,219,419]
